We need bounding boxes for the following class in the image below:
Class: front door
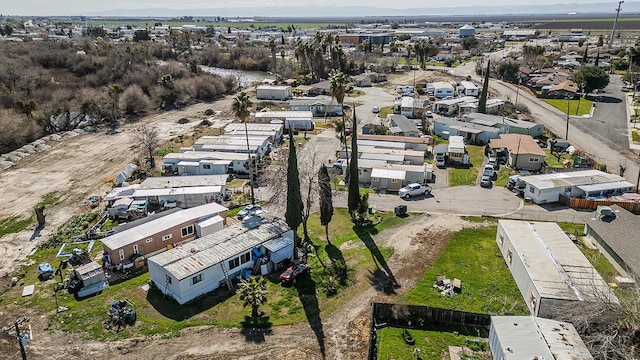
[381,178,388,189]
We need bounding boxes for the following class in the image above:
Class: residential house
[489,316,593,360]
[339,146,425,165]
[521,169,634,204]
[289,98,343,117]
[427,82,455,98]
[464,113,544,137]
[163,151,250,175]
[543,80,579,99]
[295,80,331,96]
[176,160,231,176]
[134,175,230,207]
[397,96,424,118]
[433,117,502,145]
[358,134,433,151]
[433,96,476,115]
[370,168,406,191]
[224,122,284,144]
[148,216,294,305]
[496,220,618,318]
[256,85,291,100]
[102,203,228,267]
[252,110,315,131]
[193,135,272,155]
[387,114,421,137]
[351,73,372,87]
[584,205,640,279]
[458,98,506,115]
[447,136,468,164]
[458,81,479,97]
[488,134,546,171]
[337,159,433,185]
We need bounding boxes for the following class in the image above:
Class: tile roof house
[489,134,546,171]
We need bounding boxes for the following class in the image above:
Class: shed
[370,168,406,191]
[496,220,618,318]
[489,316,593,360]
[262,237,294,264]
[196,215,225,238]
[256,85,291,101]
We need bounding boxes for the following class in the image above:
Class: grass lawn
[543,148,573,168]
[543,98,593,116]
[632,130,640,142]
[376,326,488,360]
[2,208,409,340]
[448,145,484,187]
[494,166,518,187]
[377,106,394,119]
[403,226,528,315]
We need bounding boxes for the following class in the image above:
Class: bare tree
[299,143,321,243]
[132,124,160,168]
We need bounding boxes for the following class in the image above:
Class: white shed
[256,85,291,100]
[195,215,225,237]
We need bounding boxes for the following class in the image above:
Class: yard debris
[433,275,462,296]
[105,299,136,332]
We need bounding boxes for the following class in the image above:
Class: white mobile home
[163,151,250,175]
[496,220,618,318]
[447,136,467,164]
[489,316,593,360]
[521,170,634,204]
[458,81,479,97]
[427,81,455,98]
[177,160,231,176]
[256,85,291,100]
[224,123,284,144]
[148,216,294,305]
[193,135,272,155]
[253,111,314,131]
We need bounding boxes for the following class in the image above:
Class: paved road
[453,59,640,186]
[345,86,396,127]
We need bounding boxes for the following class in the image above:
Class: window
[241,252,251,264]
[162,234,172,241]
[203,164,211,169]
[529,157,540,162]
[391,179,398,183]
[499,234,504,247]
[530,292,538,313]
[229,257,240,270]
[119,249,125,261]
[146,238,154,243]
[372,177,378,181]
[181,225,195,238]
[507,249,513,265]
[133,244,139,254]
[528,185,535,193]
[191,273,203,285]
[165,274,172,284]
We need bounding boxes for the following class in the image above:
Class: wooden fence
[559,193,640,213]
[367,302,491,360]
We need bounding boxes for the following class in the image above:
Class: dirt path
[0,97,235,278]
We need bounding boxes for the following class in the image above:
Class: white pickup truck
[398,183,432,199]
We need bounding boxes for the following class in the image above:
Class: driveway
[345,86,396,127]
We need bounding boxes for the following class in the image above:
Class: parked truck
[398,183,432,199]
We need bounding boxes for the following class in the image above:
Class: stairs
[252,260,262,275]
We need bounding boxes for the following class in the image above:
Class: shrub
[120,85,150,116]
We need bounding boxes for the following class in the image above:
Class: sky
[2,0,625,16]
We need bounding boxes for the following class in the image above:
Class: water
[200,66,274,88]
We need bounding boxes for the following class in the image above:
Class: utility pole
[566,97,570,140]
[609,1,624,48]
[515,79,521,106]
[13,317,28,360]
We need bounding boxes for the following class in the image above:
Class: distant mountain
[84,2,640,18]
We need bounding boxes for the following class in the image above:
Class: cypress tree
[318,164,333,243]
[478,59,490,114]
[347,109,361,220]
[285,134,303,245]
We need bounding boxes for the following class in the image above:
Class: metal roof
[195,135,270,146]
[358,139,406,150]
[263,237,294,252]
[499,220,618,304]
[139,175,228,189]
[224,123,283,133]
[370,168,406,180]
[134,185,223,198]
[577,180,635,193]
[522,170,627,191]
[490,316,593,360]
[163,151,250,163]
[102,203,228,251]
[75,261,104,281]
[360,153,405,162]
[149,217,291,280]
[254,111,312,119]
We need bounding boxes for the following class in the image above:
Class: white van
[435,155,446,167]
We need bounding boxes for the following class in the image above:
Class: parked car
[237,204,262,220]
[480,175,492,188]
[398,183,432,199]
[482,164,496,180]
[372,106,380,113]
[332,159,346,169]
[280,263,311,284]
[487,156,498,169]
[425,111,433,118]
[622,85,629,92]
[435,155,446,168]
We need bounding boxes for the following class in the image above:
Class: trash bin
[394,205,407,217]
[368,206,373,214]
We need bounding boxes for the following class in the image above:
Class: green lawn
[3,208,408,340]
[494,167,518,187]
[448,145,484,187]
[543,148,573,168]
[632,130,640,142]
[377,106,394,119]
[543,98,593,116]
[377,326,487,360]
[403,226,528,315]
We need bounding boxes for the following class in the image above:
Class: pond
[200,66,274,88]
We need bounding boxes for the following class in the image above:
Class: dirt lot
[0,91,487,359]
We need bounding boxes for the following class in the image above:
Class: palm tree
[232,91,256,204]
[238,276,268,319]
[330,70,349,170]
